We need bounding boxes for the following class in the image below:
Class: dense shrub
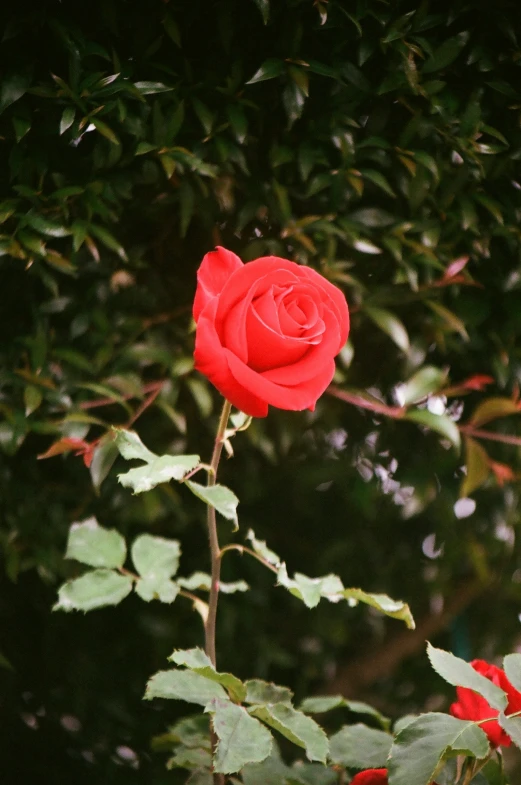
[2,0,521,781]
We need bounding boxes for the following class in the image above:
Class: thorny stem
[205,399,232,785]
[205,398,232,667]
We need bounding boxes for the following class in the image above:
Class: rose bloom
[350,769,437,785]
[193,247,350,417]
[450,659,521,747]
[350,770,388,785]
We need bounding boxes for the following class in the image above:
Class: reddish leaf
[488,460,516,487]
[460,374,495,391]
[38,438,90,460]
[81,444,96,468]
[443,374,495,397]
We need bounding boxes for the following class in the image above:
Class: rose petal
[261,306,340,384]
[215,257,302,329]
[276,285,324,339]
[194,299,268,417]
[193,247,243,322]
[350,770,388,785]
[219,268,302,363]
[297,264,350,350]
[245,305,310,372]
[225,348,336,411]
[254,285,283,333]
[284,294,319,329]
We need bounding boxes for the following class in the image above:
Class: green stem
[205,399,232,785]
[205,398,232,667]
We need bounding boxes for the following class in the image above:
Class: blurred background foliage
[2,0,521,781]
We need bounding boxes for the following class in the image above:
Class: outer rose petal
[194,298,268,417]
[350,771,437,785]
[350,770,388,785]
[449,659,521,748]
[215,257,304,328]
[193,247,243,322]
[225,349,336,411]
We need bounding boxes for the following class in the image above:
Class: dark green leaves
[365,306,410,353]
[134,81,174,94]
[329,724,392,768]
[245,679,293,706]
[300,696,390,729]
[0,69,32,112]
[422,33,469,74]
[397,366,447,406]
[146,653,331,771]
[249,704,328,763]
[388,714,489,785]
[247,59,285,84]
[405,410,461,450]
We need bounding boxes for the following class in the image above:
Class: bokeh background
[2,0,521,781]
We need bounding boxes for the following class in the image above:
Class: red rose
[350,769,437,785]
[350,769,388,785]
[193,247,350,417]
[450,659,521,747]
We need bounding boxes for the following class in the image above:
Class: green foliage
[249,703,328,763]
[169,648,247,702]
[504,654,521,692]
[3,0,521,780]
[246,527,414,625]
[388,714,490,785]
[65,516,126,569]
[207,698,273,774]
[299,696,390,730]
[428,643,507,710]
[131,533,181,580]
[328,723,392,768]
[114,428,201,492]
[146,669,229,706]
[185,480,239,527]
[55,568,133,611]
